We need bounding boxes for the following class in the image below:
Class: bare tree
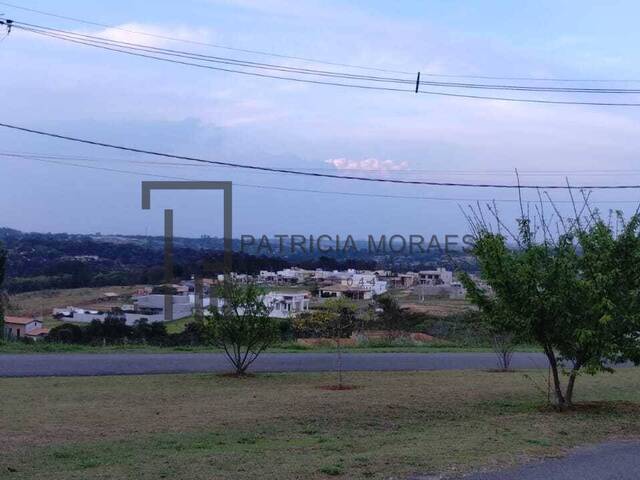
[323,298,357,389]
[492,333,515,371]
[207,281,279,375]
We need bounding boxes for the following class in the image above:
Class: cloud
[325,158,409,172]
[84,23,213,48]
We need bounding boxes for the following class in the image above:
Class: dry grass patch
[7,285,144,319]
[1,369,640,479]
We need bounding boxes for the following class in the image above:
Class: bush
[47,323,83,344]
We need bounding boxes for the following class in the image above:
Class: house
[206,290,310,319]
[340,273,387,295]
[258,270,278,282]
[276,268,309,284]
[4,317,50,340]
[418,268,453,286]
[52,291,194,326]
[263,291,310,318]
[320,284,373,300]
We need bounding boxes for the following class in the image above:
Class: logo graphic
[141,181,233,320]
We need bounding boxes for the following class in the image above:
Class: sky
[1,0,640,239]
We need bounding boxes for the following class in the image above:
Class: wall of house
[5,320,42,339]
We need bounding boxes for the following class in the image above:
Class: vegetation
[461,201,640,409]
[44,317,206,347]
[0,228,403,294]
[206,281,280,375]
[373,293,425,337]
[324,298,358,388]
[0,241,6,339]
[2,369,640,479]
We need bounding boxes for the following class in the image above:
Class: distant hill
[0,228,473,293]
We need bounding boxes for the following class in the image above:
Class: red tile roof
[5,316,36,325]
[26,328,50,337]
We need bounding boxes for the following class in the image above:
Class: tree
[0,243,6,340]
[132,318,168,344]
[374,293,417,339]
[47,323,83,344]
[460,201,640,409]
[322,298,357,388]
[207,281,279,375]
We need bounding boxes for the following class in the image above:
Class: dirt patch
[317,384,359,391]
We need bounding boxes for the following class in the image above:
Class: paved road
[445,440,640,480]
[0,352,551,377]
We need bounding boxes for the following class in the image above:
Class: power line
[14,24,415,86]
[11,23,640,106]
[12,155,640,206]
[3,121,640,189]
[5,151,640,178]
[3,1,640,84]
[14,22,640,95]
[0,1,414,75]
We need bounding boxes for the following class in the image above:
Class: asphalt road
[0,351,551,377]
[446,441,640,480]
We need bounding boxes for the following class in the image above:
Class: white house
[276,268,309,284]
[52,292,194,326]
[206,291,310,319]
[263,291,310,318]
[259,270,278,282]
[418,268,453,286]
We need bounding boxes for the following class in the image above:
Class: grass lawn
[164,315,196,334]
[1,369,640,479]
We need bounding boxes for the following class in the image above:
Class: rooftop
[26,327,50,336]
[5,316,37,325]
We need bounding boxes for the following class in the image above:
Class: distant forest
[0,228,467,293]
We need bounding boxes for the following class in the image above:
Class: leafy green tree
[461,207,640,409]
[207,281,279,375]
[0,243,6,340]
[374,293,419,339]
[47,323,83,344]
[292,309,334,338]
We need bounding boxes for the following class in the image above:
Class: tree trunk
[544,345,566,409]
[0,293,5,341]
[564,367,580,407]
[336,336,343,388]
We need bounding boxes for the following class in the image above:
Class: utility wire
[18,23,411,83]
[3,1,640,83]
[11,24,640,106]
[4,151,640,178]
[14,24,415,86]
[4,121,640,189]
[15,22,640,94]
[12,155,640,206]
[0,0,414,75]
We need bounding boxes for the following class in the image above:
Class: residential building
[207,291,310,319]
[52,292,194,326]
[418,267,453,286]
[319,284,373,300]
[340,273,387,295]
[263,291,311,318]
[4,317,50,340]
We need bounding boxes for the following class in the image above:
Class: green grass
[1,369,640,479]
[164,315,196,334]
